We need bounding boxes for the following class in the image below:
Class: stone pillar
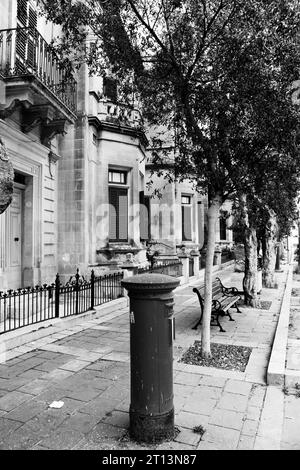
[256,269,262,294]
[120,254,139,296]
[121,264,139,278]
[190,250,200,278]
[213,247,222,266]
[121,273,180,443]
[178,254,189,284]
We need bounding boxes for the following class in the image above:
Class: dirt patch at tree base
[180,341,252,372]
[241,300,272,310]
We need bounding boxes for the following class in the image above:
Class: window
[139,191,150,241]
[109,187,128,242]
[108,170,127,185]
[108,170,128,242]
[181,195,192,241]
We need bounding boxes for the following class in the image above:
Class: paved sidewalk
[0,264,298,450]
[280,268,300,450]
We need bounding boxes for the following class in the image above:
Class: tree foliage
[38,0,300,354]
[39,0,300,196]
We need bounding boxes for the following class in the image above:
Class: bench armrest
[212,298,222,311]
[215,277,239,297]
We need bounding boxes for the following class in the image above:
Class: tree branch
[125,0,178,68]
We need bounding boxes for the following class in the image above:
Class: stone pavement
[0,264,298,450]
[280,268,300,450]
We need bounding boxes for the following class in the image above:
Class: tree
[232,150,300,305]
[38,0,300,357]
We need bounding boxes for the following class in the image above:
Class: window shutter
[28,7,38,28]
[27,38,36,69]
[182,206,192,241]
[109,188,118,241]
[17,0,28,26]
[103,76,118,102]
[118,191,128,241]
[16,29,27,60]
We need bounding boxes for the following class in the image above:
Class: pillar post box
[121,273,180,443]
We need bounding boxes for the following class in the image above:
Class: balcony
[88,93,148,147]
[100,100,144,129]
[0,27,77,123]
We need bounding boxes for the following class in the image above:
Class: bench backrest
[194,279,222,299]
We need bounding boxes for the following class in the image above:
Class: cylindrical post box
[121,273,180,443]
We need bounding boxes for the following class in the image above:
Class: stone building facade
[0,0,233,290]
[0,0,77,289]
[56,68,148,280]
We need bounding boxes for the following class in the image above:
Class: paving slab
[0,264,294,450]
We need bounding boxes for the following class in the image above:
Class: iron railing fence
[0,27,77,113]
[137,260,183,277]
[0,269,124,334]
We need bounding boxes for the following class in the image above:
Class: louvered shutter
[17,0,28,26]
[28,7,37,28]
[109,187,118,241]
[15,29,27,73]
[27,8,37,69]
[182,206,192,241]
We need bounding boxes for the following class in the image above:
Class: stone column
[178,254,189,284]
[190,250,200,278]
[213,247,222,266]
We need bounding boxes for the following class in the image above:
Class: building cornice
[88,115,149,149]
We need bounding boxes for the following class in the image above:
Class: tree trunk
[240,194,260,307]
[201,192,222,358]
[0,137,14,214]
[243,226,260,306]
[262,210,278,288]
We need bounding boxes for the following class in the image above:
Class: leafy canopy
[39,0,300,202]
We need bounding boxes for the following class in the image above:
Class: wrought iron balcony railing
[0,27,77,114]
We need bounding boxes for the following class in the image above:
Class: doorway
[6,185,24,289]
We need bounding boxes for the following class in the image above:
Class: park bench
[192,277,241,332]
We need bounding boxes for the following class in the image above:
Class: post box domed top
[121,273,180,291]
